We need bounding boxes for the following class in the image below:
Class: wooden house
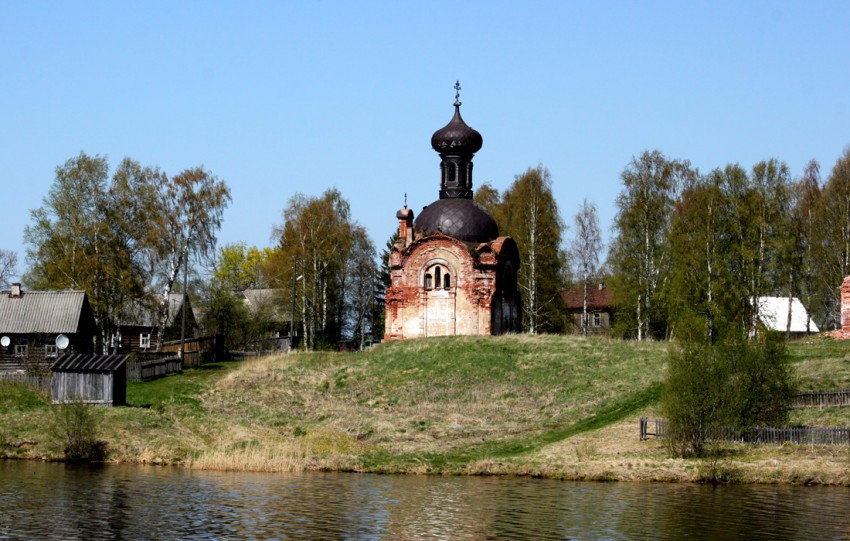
[561,283,614,336]
[0,284,98,373]
[115,293,196,353]
[238,288,290,346]
[51,353,128,406]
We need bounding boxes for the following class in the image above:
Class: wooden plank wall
[52,372,119,406]
[0,372,52,392]
[126,357,182,382]
[160,335,224,367]
[793,390,850,408]
[640,417,850,445]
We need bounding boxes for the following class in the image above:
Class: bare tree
[154,167,231,346]
[0,249,17,288]
[570,199,602,336]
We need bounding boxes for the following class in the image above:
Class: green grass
[0,382,50,412]
[3,333,850,480]
[204,334,668,471]
[126,360,239,410]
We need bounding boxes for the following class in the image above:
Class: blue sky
[2,2,849,283]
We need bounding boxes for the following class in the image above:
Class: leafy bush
[662,333,796,458]
[662,342,731,458]
[52,401,107,462]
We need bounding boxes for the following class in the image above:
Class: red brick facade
[384,211,521,340]
[827,275,850,339]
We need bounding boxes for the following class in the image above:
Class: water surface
[1,461,848,540]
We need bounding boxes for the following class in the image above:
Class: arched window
[424,263,454,291]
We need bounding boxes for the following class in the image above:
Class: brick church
[384,86,522,340]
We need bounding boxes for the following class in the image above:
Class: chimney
[10,283,21,298]
[396,208,415,248]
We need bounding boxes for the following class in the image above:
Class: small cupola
[430,81,482,200]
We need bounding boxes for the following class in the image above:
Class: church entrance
[422,262,456,337]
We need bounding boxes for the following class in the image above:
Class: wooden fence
[640,417,850,445]
[0,372,51,392]
[793,390,850,408]
[160,335,224,368]
[126,356,182,383]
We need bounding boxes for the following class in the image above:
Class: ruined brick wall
[842,276,850,334]
[384,236,498,340]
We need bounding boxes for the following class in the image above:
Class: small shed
[51,354,129,406]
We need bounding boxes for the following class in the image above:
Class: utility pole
[180,244,188,360]
[290,255,297,351]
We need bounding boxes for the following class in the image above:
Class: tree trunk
[156,248,184,351]
[582,272,588,337]
[786,276,794,340]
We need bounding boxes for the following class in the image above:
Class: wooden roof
[52,353,129,372]
[119,293,190,328]
[561,284,613,310]
[0,290,89,333]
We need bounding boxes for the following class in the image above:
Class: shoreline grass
[2,334,850,485]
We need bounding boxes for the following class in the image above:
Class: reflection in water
[1,461,849,540]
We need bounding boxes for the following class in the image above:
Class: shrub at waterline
[662,333,796,458]
[51,400,107,462]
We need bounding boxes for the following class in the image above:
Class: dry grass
[3,335,850,484]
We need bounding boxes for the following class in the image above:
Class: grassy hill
[2,334,849,483]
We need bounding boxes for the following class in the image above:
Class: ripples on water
[1,461,848,540]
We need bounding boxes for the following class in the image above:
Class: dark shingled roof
[561,285,613,310]
[414,198,499,244]
[0,290,88,333]
[431,105,483,156]
[52,353,129,372]
[119,293,189,327]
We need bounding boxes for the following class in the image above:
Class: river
[0,461,848,540]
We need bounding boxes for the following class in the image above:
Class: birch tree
[498,165,567,334]
[747,159,792,337]
[24,153,160,348]
[610,150,688,340]
[153,167,231,345]
[268,189,375,349]
[821,147,850,327]
[795,160,828,329]
[569,199,602,336]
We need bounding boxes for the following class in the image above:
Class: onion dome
[414,198,499,244]
[430,103,483,156]
[429,81,483,201]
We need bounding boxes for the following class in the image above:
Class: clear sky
[2,2,849,283]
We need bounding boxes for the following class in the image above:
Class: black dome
[414,198,499,244]
[431,105,483,156]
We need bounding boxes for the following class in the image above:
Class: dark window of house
[45,344,58,358]
[593,313,601,327]
[444,274,451,289]
[435,266,442,286]
[14,339,28,357]
[424,273,433,290]
[140,333,151,349]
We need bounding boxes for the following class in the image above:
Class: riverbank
[2,335,849,484]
